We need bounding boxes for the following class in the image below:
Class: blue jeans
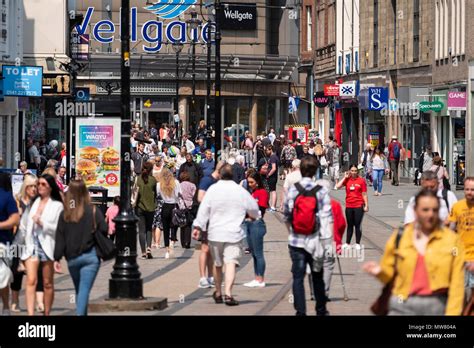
[289,246,327,316]
[67,248,101,316]
[246,219,267,277]
[372,169,385,193]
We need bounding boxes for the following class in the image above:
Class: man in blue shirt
[192,138,206,159]
[0,173,20,316]
[200,149,215,178]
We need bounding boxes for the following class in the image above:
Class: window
[373,0,379,67]
[435,1,440,60]
[413,0,420,62]
[306,6,312,51]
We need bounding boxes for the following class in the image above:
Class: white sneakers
[342,243,362,250]
[198,277,215,289]
[243,280,266,288]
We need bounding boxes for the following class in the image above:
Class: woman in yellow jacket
[364,189,465,315]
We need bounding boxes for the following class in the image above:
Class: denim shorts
[33,234,50,262]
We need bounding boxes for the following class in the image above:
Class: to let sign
[447,91,467,111]
[2,66,43,97]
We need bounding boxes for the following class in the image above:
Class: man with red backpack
[388,135,404,186]
[283,156,333,316]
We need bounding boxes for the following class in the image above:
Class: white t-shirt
[404,189,458,225]
[156,179,181,204]
[284,170,303,190]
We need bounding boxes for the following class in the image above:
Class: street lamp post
[172,41,184,120]
[186,8,202,124]
[214,0,222,159]
[109,0,142,300]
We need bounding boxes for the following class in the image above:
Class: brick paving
[10,180,459,316]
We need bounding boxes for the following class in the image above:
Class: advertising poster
[368,133,380,149]
[75,118,121,196]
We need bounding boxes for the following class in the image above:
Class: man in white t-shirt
[280,159,302,211]
[404,170,458,225]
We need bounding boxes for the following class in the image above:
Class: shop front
[431,87,467,188]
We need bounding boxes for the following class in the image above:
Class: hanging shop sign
[324,84,340,97]
[219,3,257,30]
[2,66,43,97]
[419,101,445,113]
[368,87,389,111]
[43,74,72,96]
[313,92,330,108]
[339,82,356,98]
[447,91,467,111]
[76,6,214,53]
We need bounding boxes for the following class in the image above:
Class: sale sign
[75,118,121,196]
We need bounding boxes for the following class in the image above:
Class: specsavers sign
[75,118,121,196]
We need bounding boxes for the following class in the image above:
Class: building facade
[0,0,24,168]
[432,0,471,186]
[69,0,300,144]
[359,0,433,179]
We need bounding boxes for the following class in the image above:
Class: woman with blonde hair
[54,179,107,315]
[20,174,63,316]
[157,168,181,259]
[11,175,43,313]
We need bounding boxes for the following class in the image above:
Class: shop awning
[77,53,299,82]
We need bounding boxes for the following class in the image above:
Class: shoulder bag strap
[92,206,97,234]
[178,192,189,209]
[392,226,404,278]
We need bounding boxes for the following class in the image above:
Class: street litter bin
[88,186,108,216]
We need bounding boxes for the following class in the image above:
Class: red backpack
[292,183,322,235]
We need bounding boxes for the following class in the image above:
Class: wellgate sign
[76,4,215,53]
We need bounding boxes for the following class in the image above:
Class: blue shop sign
[2,66,43,97]
[368,87,389,111]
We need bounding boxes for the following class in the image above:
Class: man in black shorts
[258,145,279,212]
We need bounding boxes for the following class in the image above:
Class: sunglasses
[38,181,49,187]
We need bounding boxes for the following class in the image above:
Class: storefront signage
[389,99,398,111]
[419,101,445,112]
[0,78,4,102]
[448,91,467,111]
[368,87,389,111]
[313,92,330,108]
[2,66,43,97]
[43,74,72,96]
[76,6,214,53]
[74,88,90,101]
[339,82,356,98]
[219,3,257,30]
[324,84,340,97]
[76,118,121,196]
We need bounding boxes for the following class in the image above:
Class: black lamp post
[214,0,222,159]
[186,7,202,119]
[172,41,184,119]
[110,0,142,300]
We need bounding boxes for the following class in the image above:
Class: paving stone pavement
[10,180,457,316]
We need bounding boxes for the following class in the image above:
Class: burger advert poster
[75,118,121,196]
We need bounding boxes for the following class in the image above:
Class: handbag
[172,194,189,228]
[370,227,404,316]
[259,157,269,176]
[92,206,117,261]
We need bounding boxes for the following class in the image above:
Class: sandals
[212,291,223,304]
[224,295,239,306]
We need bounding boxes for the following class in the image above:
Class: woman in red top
[335,164,369,249]
[243,171,269,288]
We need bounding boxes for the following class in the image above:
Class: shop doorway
[147,112,171,129]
